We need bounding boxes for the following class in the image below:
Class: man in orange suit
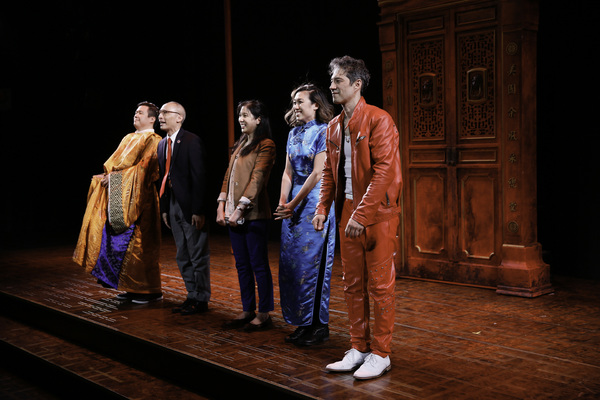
[313,56,402,380]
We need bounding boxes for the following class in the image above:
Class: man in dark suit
[157,101,210,315]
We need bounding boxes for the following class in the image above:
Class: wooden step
[0,314,207,400]
[0,293,315,400]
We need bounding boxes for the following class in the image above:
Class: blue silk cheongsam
[279,120,336,326]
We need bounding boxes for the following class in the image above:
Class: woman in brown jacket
[217,100,276,331]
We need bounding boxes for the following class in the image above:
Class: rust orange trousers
[339,198,399,357]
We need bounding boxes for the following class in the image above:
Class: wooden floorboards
[1,233,599,399]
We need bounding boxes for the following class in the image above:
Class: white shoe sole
[325,365,361,373]
[353,365,391,380]
[132,296,163,304]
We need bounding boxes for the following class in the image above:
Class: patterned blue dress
[279,120,336,327]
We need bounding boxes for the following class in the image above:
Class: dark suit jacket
[157,129,207,223]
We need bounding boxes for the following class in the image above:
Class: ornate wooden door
[379,0,553,296]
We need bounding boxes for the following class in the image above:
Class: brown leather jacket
[316,97,402,227]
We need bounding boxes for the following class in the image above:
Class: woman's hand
[273,203,294,220]
[216,206,227,226]
[228,207,244,227]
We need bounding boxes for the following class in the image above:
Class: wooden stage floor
[1,233,600,399]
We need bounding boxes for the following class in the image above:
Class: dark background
[1,1,599,280]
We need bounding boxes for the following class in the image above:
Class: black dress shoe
[180,300,208,315]
[222,312,256,330]
[131,292,162,304]
[97,279,113,289]
[172,298,195,314]
[285,326,310,343]
[131,292,163,304]
[242,316,273,332]
[115,292,135,301]
[295,325,329,346]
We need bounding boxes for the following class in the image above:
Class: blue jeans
[228,219,274,313]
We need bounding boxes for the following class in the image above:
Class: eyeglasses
[159,110,180,116]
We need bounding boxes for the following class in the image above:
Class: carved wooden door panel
[402,8,501,286]
[379,0,552,296]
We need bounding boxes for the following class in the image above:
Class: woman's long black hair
[233,99,272,156]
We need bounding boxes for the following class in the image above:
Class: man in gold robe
[73,101,163,303]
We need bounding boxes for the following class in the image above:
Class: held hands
[227,208,244,227]
[217,202,245,227]
[273,203,294,220]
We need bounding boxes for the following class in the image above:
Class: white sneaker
[353,353,391,380]
[325,349,370,372]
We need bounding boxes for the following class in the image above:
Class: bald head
[158,101,187,135]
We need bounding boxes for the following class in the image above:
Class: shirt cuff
[239,197,251,205]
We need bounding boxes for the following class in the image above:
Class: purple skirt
[91,223,135,289]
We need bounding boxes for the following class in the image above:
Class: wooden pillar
[496,0,552,297]
[224,0,234,149]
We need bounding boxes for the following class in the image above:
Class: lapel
[157,138,166,166]
[171,129,185,164]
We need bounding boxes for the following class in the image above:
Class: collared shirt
[343,123,353,200]
[166,129,179,158]
[135,128,155,134]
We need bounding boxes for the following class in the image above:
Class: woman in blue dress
[274,84,336,346]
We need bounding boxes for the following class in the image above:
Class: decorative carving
[508,221,519,233]
[507,83,517,95]
[410,39,445,140]
[467,68,487,103]
[458,31,495,138]
[506,41,519,56]
[418,73,437,108]
[384,59,394,72]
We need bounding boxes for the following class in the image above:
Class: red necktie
[159,137,172,197]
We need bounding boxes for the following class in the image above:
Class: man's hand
[94,173,109,188]
[192,214,205,230]
[344,218,364,238]
[162,212,171,229]
[312,214,326,231]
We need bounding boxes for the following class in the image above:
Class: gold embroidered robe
[73,130,162,293]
